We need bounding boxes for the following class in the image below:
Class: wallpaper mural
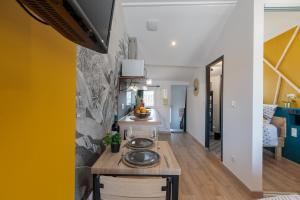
[75,0,128,199]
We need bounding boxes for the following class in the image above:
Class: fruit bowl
[134,112,151,119]
[134,107,151,119]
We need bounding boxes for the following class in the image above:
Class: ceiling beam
[123,1,237,7]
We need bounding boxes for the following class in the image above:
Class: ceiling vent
[146,19,159,31]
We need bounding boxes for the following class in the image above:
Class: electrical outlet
[291,128,297,137]
[231,155,236,163]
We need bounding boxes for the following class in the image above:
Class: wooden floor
[263,150,300,193]
[209,136,221,160]
[159,133,254,200]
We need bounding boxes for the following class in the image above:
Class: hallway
[159,133,254,200]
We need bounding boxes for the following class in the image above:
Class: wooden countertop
[118,109,161,125]
[91,141,181,176]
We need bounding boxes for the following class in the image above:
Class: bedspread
[263,123,278,147]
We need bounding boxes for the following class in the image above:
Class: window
[126,91,132,106]
[143,91,154,107]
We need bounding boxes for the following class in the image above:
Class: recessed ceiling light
[171,41,177,47]
[146,79,152,85]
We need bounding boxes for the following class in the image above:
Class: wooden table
[91,141,181,200]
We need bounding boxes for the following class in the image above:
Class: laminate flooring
[159,133,254,200]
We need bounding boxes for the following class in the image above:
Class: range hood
[17,0,115,54]
[121,59,145,77]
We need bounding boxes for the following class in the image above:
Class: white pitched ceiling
[265,11,300,41]
[123,0,236,67]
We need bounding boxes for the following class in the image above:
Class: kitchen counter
[118,109,161,138]
[118,109,160,125]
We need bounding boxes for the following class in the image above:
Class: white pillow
[263,104,278,124]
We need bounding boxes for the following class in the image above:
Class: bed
[263,123,279,147]
[263,116,286,160]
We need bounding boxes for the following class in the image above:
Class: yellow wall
[264,26,300,107]
[0,1,75,199]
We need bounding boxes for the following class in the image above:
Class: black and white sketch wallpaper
[75,0,128,199]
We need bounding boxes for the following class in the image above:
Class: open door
[205,56,224,161]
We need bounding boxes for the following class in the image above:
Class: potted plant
[103,133,122,153]
[283,93,297,108]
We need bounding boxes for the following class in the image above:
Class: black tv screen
[68,0,115,53]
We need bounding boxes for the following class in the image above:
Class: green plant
[103,133,112,145]
[112,133,122,144]
[103,133,122,145]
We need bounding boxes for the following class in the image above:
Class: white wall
[187,68,206,145]
[187,0,264,192]
[206,0,264,192]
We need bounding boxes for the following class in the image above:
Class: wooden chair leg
[275,146,282,160]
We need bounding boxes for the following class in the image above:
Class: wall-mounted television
[18,0,115,53]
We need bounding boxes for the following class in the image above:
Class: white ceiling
[123,1,236,67]
[264,11,300,41]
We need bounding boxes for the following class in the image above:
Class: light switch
[291,128,297,137]
[121,104,125,110]
[231,101,237,108]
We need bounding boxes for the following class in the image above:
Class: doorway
[170,85,187,133]
[205,56,224,161]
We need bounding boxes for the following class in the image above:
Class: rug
[261,192,300,200]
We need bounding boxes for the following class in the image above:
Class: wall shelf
[118,76,146,92]
[119,76,146,83]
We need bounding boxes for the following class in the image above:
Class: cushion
[263,123,278,147]
[263,104,278,124]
